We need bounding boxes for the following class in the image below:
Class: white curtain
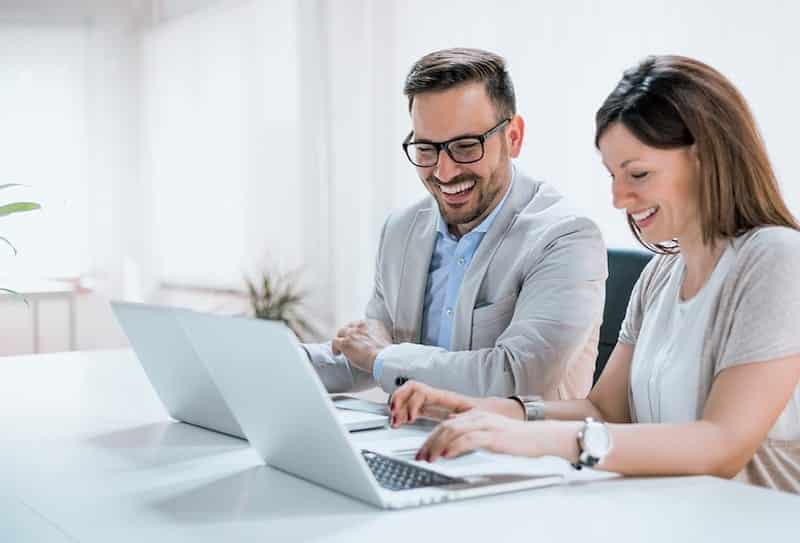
[141,0,312,288]
[0,20,90,279]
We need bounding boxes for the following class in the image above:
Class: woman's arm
[417,353,800,479]
[544,342,635,423]
[599,354,800,477]
[390,342,634,426]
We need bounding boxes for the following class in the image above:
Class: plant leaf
[0,288,30,307]
[0,236,17,255]
[0,202,41,218]
[246,268,312,335]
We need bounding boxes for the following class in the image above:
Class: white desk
[0,350,797,542]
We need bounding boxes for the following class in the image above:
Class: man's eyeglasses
[402,118,511,168]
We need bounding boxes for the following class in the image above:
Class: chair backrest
[594,248,653,384]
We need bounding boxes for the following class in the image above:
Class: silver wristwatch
[576,417,613,468]
[508,395,545,421]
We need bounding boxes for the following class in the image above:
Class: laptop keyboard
[361,449,462,491]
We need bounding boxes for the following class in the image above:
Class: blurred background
[1,0,799,355]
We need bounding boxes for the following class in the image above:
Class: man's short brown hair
[403,48,516,120]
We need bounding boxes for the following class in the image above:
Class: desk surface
[0,350,797,543]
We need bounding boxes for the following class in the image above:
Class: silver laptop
[111,301,388,436]
[175,309,564,509]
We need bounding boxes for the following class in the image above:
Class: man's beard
[426,168,507,227]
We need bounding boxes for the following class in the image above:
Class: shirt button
[457,257,466,266]
[445,308,453,317]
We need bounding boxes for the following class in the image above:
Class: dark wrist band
[508,396,527,420]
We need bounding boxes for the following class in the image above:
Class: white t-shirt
[629,244,735,424]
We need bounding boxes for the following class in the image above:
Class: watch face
[584,424,612,455]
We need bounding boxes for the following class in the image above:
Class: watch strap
[508,395,545,421]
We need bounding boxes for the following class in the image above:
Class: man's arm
[374,217,607,397]
[303,218,394,392]
[302,342,374,392]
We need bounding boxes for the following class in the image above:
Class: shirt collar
[435,165,516,238]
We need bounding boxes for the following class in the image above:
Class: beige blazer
[307,167,607,399]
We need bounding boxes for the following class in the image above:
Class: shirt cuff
[372,349,385,381]
[302,342,347,367]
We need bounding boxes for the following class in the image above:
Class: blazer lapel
[451,172,537,350]
[393,207,437,343]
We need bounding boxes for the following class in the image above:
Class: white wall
[2,0,800,354]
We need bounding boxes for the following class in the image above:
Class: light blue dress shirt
[373,181,513,381]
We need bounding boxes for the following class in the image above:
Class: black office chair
[594,248,653,385]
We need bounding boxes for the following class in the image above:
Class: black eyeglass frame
[402,118,511,167]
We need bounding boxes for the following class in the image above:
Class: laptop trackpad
[337,409,388,432]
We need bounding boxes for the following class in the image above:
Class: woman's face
[598,122,700,245]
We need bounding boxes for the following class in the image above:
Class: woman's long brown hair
[596,55,798,254]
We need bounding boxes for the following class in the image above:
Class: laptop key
[361,449,463,491]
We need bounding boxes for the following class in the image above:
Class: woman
[389,55,800,493]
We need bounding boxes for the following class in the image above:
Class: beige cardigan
[619,226,800,493]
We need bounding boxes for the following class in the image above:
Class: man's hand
[331,319,392,374]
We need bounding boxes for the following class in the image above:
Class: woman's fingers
[390,381,435,423]
[416,423,446,461]
[390,381,423,426]
[406,389,426,424]
[389,382,416,417]
[414,409,540,463]
[440,430,492,459]
[417,411,491,461]
[390,382,479,427]
[392,388,421,427]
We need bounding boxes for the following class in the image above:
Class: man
[304,48,606,400]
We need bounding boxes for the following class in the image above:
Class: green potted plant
[245,269,321,342]
[1,183,41,296]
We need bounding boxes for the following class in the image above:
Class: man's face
[410,83,523,236]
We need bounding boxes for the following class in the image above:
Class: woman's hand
[415,410,549,462]
[389,381,476,427]
[389,381,526,427]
